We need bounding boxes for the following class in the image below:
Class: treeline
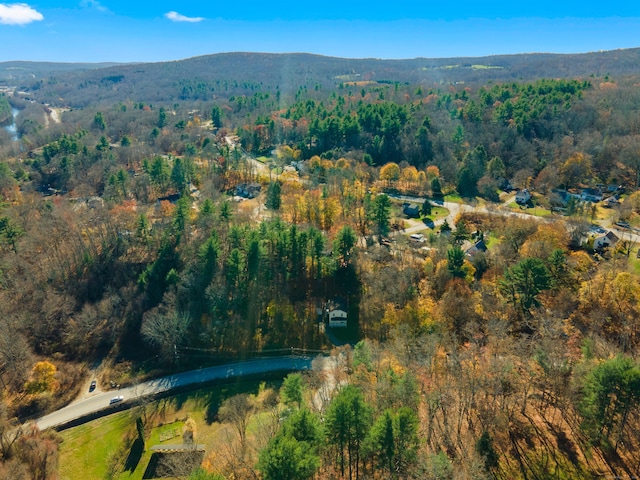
[10,73,640,202]
[235,78,607,193]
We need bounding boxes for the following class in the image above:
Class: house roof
[595,231,619,245]
[403,204,420,214]
[464,239,488,256]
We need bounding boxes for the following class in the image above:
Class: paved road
[388,194,548,236]
[35,356,313,431]
[388,193,640,247]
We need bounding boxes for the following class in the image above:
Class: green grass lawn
[59,412,135,480]
[58,380,279,480]
[427,206,449,221]
[506,202,553,217]
[484,232,502,249]
[629,253,640,275]
[528,206,554,217]
[443,193,464,204]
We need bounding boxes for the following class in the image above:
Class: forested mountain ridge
[9,48,640,107]
[0,61,124,83]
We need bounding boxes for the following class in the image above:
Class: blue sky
[1,1,639,62]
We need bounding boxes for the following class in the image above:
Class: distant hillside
[0,61,125,83]
[12,48,640,107]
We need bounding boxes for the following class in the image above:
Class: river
[3,107,19,141]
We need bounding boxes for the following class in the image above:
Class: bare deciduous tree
[0,324,32,392]
[140,308,191,362]
[218,393,254,459]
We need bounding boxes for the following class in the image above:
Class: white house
[593,231,619,251]
[327,299,348,328]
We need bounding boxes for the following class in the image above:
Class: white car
[109,395,124,405]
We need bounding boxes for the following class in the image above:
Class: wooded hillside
[1,49,640,479]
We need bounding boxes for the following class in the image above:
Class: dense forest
[1,50,640,479]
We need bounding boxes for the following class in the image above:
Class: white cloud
[0,3,43,25]
[164,11,204,23]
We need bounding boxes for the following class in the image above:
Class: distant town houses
[550,185,623,208]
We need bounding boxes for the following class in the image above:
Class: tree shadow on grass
[124,436,144,473]
[422,218,435,229]
[202,381,265,425]
[142,452,160,479]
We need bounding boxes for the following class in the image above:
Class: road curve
[36,356,313,431]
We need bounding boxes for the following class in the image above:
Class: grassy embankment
[58,380,277,480]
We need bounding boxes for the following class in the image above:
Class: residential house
[402,203,421,218]
[326,298,348,328]
[593,231,619,251]
[464,239,488,257]
[234,183,262,199]
[581,188,603,203]
[603,195,620,208]
[550,189,572,207]
[515,189,531,205]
